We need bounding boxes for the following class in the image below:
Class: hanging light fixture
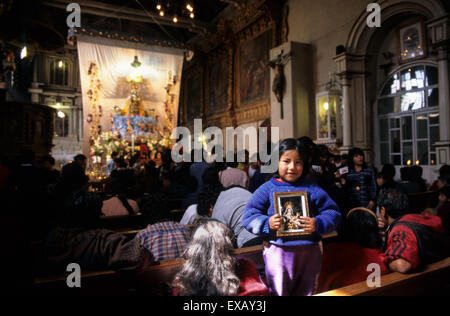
[20,46,27,59]
[131,55,142,68]
[58,60,64,68]
[153,1,195,22]
[57,110,66,118]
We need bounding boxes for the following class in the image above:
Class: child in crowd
[341,148,377,213]
[173,219,268,296]
[242,138,341,296]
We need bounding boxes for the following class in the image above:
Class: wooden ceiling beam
[43,0,211,34]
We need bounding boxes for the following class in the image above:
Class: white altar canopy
[77,36,184,156]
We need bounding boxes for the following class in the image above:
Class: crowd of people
[0,136,449,295]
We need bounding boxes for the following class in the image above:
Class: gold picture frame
[273,191,311,237]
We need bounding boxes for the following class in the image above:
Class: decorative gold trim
[273,190,311,238]
[234,101,270,126]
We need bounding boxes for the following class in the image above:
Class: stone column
[428,17,450,164]
[341,77,352,150]
[270,41,314,140]
[28,58,43,104]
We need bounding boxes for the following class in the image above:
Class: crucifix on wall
[267,50,292,119]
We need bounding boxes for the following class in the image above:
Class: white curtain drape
[77,36,184,156]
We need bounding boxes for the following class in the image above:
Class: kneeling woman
[173,219,268,296]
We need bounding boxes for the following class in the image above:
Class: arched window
[377,64,439,167]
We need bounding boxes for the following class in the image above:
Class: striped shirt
[137,222,191,262]
[345,166,377,209]
[384,214,444,270]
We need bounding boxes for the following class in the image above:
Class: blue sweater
[242,177,341,246]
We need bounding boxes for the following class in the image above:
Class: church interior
[0,0,449,297]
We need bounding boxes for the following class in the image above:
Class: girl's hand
[377,216,387,231]
[299,217,317,234]
[269,214,282,230]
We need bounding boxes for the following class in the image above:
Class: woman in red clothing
[173,219,268,296]
[318,208,389,293]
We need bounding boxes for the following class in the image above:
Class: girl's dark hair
[341,209,382,249]
[275,138,310,179]
[348,147,367,171]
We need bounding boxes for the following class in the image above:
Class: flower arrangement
[89,130,173,160]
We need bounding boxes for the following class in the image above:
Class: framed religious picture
[398,20,427,64]
[273,191,311,237]
[207,49,230,115]
[184,66,203,122]
[237,27,274,108]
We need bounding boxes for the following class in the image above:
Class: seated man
[197,185,262,248]
[102,171,139,217]
[137,193,192,262]
[46,166,149,273]
[377,189,445,273]
[218,160,249,189]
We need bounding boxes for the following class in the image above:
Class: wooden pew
[32,231,341,295]
[315,257,450,296]
[32,244,266,295]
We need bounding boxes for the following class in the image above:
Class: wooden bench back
[315,257,450,296]
[32,231,341,295]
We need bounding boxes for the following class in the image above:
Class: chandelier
[155,1,195,23]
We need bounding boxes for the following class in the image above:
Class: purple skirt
[263,243,322,296]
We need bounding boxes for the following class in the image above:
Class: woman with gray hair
[173,219,268,296]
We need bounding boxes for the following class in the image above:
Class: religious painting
[185,69,203,122]
[237,29,273,107]
[273,191,311,237]
[208,52,230,114]
[398,20,427,64]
